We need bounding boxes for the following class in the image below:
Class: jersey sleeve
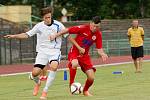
[96,31,103,49]
[26,23,39,37]
[68,26,81,34]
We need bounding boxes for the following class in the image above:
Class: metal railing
[1,18,150,65]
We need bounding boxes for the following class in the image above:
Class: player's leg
[68,52,79,86]
[29,52,48,96]
[133,58,138,72]
[30,65,45,96]
[43,61,58,92]
[83,69,95,96]
[69,59,78,86]
[137,46,144,73]
[131,47,139,72]
[30,65,46,83]
[79,55,95,96]
[40,61,58,99]
[138,57,143,72]
[40,52,61,99]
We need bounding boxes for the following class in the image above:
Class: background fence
[0,18,150,65]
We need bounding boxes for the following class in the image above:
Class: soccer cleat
[83,91,93,96]
[33,82,41,96]
[40,76,47,81]
[40,91,47,100]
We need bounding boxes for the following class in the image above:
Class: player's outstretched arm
[68,35,85,55]
[49,28,69,41]
[97,49,108,62]
[4,33,29,39]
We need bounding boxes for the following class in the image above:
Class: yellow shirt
[127,27,144,47]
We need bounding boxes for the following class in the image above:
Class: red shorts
[68,51,96,73]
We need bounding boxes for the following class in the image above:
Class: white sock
[43,71,56,92]
[29,73,40,84]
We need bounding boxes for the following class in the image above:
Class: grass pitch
[0,62,150,100]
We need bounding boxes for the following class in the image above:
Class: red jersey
[68,24,102,55]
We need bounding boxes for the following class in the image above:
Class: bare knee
[32,67,42,77]
[87,75,95,81]
[86,69,95,80]
[49,61,59,71]
[71,59,79,69]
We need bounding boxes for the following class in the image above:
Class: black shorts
[131,46,144,59]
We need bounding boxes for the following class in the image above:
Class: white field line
[1,60,150,77]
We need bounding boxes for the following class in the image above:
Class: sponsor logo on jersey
[92,36,96,40]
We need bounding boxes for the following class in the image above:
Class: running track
[0,56,150,75]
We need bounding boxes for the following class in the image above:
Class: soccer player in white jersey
[4,6,65,99]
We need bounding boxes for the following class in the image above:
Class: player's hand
[4,35,16,39]
[100,53,108,62]
[49,34,56,41]
[79,47,85,55]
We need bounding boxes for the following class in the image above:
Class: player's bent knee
[72,66,77,69]
[88,76,95,81]
[86,70,95,80]
[87,74,95,80]
[32,67,42,77]
[32,71,40,77]
[50,66,57,71]
[71,59,79,68]
[72,63,78,68]
[49,60,59,71]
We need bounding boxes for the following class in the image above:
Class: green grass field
[1,62,150,100]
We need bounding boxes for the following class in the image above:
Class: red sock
[69,66,77,86]
[83,79,94,92]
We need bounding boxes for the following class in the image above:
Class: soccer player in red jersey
[50,16,108,96]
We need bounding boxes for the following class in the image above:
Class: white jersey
[26,20,65,54]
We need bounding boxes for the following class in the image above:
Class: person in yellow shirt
[127,20,144,73]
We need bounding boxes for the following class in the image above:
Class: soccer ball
[70,82,83,95]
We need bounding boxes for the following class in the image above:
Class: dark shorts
[131,46,144,59]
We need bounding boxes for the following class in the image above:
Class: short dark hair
[92,16,101,24]
[41,6,53,17]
